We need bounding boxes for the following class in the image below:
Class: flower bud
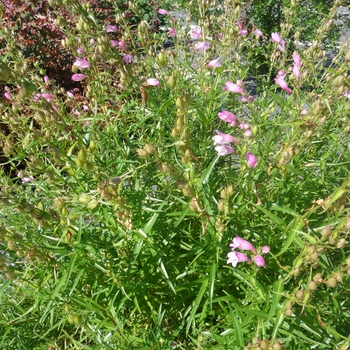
[87,199,100,210]
[166,75,177,89]
[157,51,167,67]
[79,194,92,204]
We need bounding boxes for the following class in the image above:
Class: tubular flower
[212,130,236,145]
[73,58,91,69]
[246,152,257,168]
[71,74,86,81]
[253,255,265,267]
[158,9,169,15]
[169,27,176,37]
[146,78,160,86]
[275,75,292,94]
[218,110,238,127]
[230,236,256,252]
[227,251,250,267]
[194,41,210,51]
[223,81,244,94]
[215,145,235,156]
[106,24,118,33]
[206,57,222,68]
[189,25,201,39]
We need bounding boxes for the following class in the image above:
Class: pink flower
[194,41,210,51]
[122,54,133,64]
[293,53,301,67]
[218,110,238,127]
[52,104,59,111]
[292,65,301,79]
[119,40,127,51]
[106,24,118,33]
[90,38,95,44]
[253,255,265,267]
[240,95,255,103]
[223,81,244,94]
[253,27,264,37]
[77,47,85,55]
[212,130,236,145]
[271,32,283,44]
[206,57,222,68]
[66,91,75,98]
[82,105,89,111]
[227,251,250,267]
[215,145,235,156]
[244,129,252,137]
[190,25,201,39]
[271,32,285,51]
[230,236,256,252]
[277,70,286,77]
[146,78,160,86]
[110,40,119,47]
[169,27,176,37]
[246,152,257,168]
[41,93,53,102]
[343,90,350,99]
[73,58,91,69]
[275,76,292,94]
[33,93,41,102]
[44,76,49,83]
[4,89,11,99]
[18,173,34,183]
[158,8,169,15]
[262,246,270,254]
[238,29,248,35]
[71,74,86,81]
[239,123,250,130]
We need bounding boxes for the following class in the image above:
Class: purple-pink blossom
[253,27,264,37]
[291,53,301,79]
[344,90,350,99]
[206,57,222,68]
[67,91,75,98]
[230,236,256,252]
[71,74,86,81]
[275,75,292,94]
[169,27,176,37]
[73,58,91,69]
[218,110,238,127]
[122,54,133,64]
[253,255,265,267]
[271,32,285,51]
[190,25,201,39]
[215,145,235,156]
[223,81,245,94]
[194,41,210,51]
[212,130,236,145]
[228,236,270,268]
[146,78,160,86]
[246,152,257,168]
[106,24,118,33]
[158,8,169,15]
[41,93,53,103]
[227,251,250,267]
[77,47,85,55]
[44,76,50,83]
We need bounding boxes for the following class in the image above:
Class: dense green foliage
[0,0,349,349]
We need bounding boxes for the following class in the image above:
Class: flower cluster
[227,236,270,268]
[214,109,257,167]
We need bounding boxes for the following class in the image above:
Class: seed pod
[144,143,156,155]
[326,277,337,288]
[296,289,304,299]
[313,273,323,283]
[308,281,317,290]
[137,148,148,158]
